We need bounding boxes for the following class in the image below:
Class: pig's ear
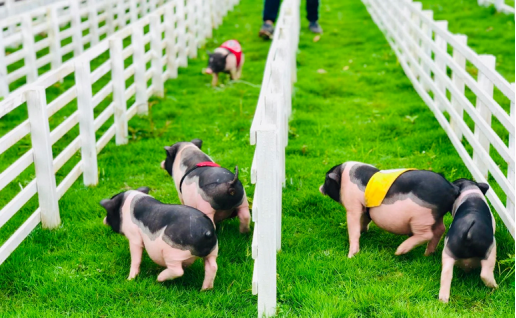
[100,199,114,211]
[164,145,177,159]
[191,139,203,149]
[328,172,341,183]
[136,187,150,194]
[477,182,489,195]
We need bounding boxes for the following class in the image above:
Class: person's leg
[263,0,281,23]
[306,0,319,22]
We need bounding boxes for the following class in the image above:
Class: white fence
[362,0,515,237]
[0,0,59,19]
[478,0,515,14]
[249,0,299,316]
[0,0,173,99]
[0,0,238,266]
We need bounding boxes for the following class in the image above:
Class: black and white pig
[205,39,244,86]
[319,161,460,258]
[438,179,497,303]
[161,139,251,233]
[100,187,218,290]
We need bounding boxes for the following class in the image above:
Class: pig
[100,187,218,290]
[161,139,251,233]
[319,161,460,258]
[438,179,497,303]
[205,39,244,86]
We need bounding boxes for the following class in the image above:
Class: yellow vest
[364,169,416,208]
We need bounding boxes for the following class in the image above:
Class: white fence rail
[0,0,237,266]
[479,0,515,14]
[362,0,515,237]
[0,0,174,99]
[249,0,299,316]
[0,0,59,19]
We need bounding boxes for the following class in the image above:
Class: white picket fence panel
[478,0,515,14]
[0,0,176,99]
[249,0,299,316]
[0,0,237,266]
[0,0,60,19]
[362,0,515,237]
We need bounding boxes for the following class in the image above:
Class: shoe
[309,21,323,34]
[259,22,274,39]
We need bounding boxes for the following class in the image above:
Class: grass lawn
[0,0,514,316]
[419,0,515,82]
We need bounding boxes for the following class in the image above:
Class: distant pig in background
[161,139,251,233]
[320,161,460,258]
[439,179,497,303]
[205,39,244,86]
[100,187,218,290]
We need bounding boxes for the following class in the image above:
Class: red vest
[220,40,242,67]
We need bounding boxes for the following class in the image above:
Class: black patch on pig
[185,167,244,211]
[350,164,380,191]
[208,52,229,73]
[384,170,460,218]
[180,147,212,170]
[100,192,126,234]
[133,196,217,257]
[453,178,489,195]
[446,195,493,259]
[322,164,344,203]
[191,139,203,149]
[164,143,182,176]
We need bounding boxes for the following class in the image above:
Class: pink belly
[369,199,434,235]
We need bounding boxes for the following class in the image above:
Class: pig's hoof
[424,249,434,256]
[438,295,449,303]
[481,277,498,288]
[347,251,358,258]
[240,226,250,233]
[201,286,214,291]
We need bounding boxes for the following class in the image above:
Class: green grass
[419,0,515,82]
[0,0,514,316]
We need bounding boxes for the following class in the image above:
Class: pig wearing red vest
[205,40,244,86]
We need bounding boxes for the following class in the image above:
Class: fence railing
[362,0,515,237]
[0,0,174,99]
[478,0,515,14]
[249,0,299,316]
[0,0,59,19]
[0,0,237,266]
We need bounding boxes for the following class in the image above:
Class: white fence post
[70,0,84,57]
[25,87,60,229]
[434,21,448,111]
[256,128,277,318]
[106,1,116,35]
[0,31,9,97]
[22,15,38,84]
[75,59,99,186]
[140,0,148,16]
[117,0,127,29]
[164,4,179,78]
[186,0,197,58]
[421,10,433,91]
[47,6,62,71]
[473,55,496,179]
[203,0,213,39]
[130,0,139,23]
[508,83,515,220]
[88,0,100,46]
[409,2,422,78]
[450,34,467,140]
[132,23,149,114]
[177,0,188,66]
[150,14,165,97]
[109,36,128,145]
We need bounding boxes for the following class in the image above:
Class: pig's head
[452,178,489,195]
[206,52,228,74]
[161,139,203,176]
[320,164,344,203]
[100,187,150,233]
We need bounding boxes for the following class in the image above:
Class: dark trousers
[263,0,319,23]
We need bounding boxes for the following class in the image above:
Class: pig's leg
[424,219,445,256]
[345,204,364,258]
[157,261,184,282]
[439,248,456,303]
[480,241,498,288]
[201,247,218,291]
[229,69,238,81]
[360,211,371,233]
[395,217,433,255]
[127,241,144,280]
[211,73,219,86]
[236,195,251,233]
[236,55,244,79]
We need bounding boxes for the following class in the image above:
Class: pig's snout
[160,161,165,169]
[319,185,326,195]
[103,217,108,225]
[205,68,213,74]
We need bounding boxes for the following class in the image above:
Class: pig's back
[446,197,494,259]
[133,197,217,257]
[191,167,245,211]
